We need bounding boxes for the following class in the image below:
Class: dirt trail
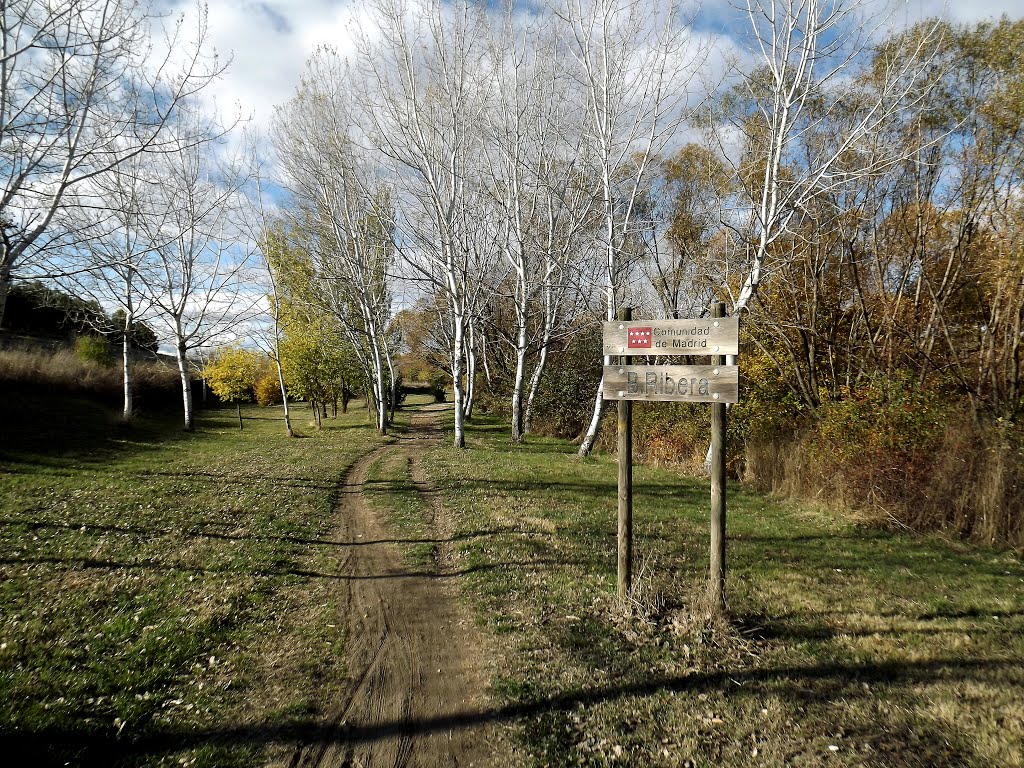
[273,404,503,768]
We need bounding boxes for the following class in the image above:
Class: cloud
[169,0,1024,140]
[162,1,369,131]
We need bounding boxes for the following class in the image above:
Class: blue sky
[171,0,1024,140]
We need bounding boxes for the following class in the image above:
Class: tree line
[4,0,1023,475]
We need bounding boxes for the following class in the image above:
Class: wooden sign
[603,318,739,357]
[602,364,739,403]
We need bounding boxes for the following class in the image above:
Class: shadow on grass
[735,611,1024,643]
[0,553,598,582]
[0,393,195,466]
[3,655,1010,767]
[418,477,707,503]
[0,517,529,550]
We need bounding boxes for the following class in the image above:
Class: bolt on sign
[603,318,739,357]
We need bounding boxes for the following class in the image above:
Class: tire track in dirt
[273,404,502,768]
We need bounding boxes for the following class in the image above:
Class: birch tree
[144,118,258,431]
[59,154,159,420]
[274,51,397,436]
[719,0,943,316]
[252,218,296,437]
[483,10,598,442]
[555,0,704,457]
[352,0,492,448]
[692,0,944,470]
[0,0,226,327]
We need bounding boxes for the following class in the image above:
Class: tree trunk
[122,333,134,421]
[577,376,606,457]
[452,315,467,449]
[275,356,293,437]
[0,254,11,331]
[175,340,194,432]
[386,352,398,422]
[523,341,548,435]
[510,293,530,443]
[579,204,616,457]
[464,321,476,421]
[237,402,243,431]
[369,328,388,435]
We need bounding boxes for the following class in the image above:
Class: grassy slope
[0,394,388,767]
[393,408,1023,768]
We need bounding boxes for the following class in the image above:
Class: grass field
[1,395,1022,767]
[0,394,389,767]
[395,408,1024,768]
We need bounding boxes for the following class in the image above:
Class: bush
[74,334,114,367]
[595,400,713,473]
[254,371,284,406]
[528,326,602,440]
[741,374,1024,549]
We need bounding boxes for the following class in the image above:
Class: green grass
[3,392,1022,767]
[0,394,388,767]
[413,408,1024,767]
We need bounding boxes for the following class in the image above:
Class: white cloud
[168,0,1024,141]
[163,1,371,132]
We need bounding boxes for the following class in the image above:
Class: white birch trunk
[122,333,133,421]
[524,334,550,434]
[511,298,530,442]
[175,338,194,431]
[452,314,467,448]
[464,321,476,420]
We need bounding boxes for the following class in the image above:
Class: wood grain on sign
[602,365,739,403]
[602,318,739,357]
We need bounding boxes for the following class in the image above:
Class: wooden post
[617,307,633,599]
[709,302,727,612]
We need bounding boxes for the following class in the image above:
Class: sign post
[601,306,739,609]
[709,302,727,612]
[616,307,632,600]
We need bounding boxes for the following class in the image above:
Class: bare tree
[719,0,943,315]
[0,0,227,326]
[143,115,258,431]
[246,160,296,437]
[351,0,493,448]
[481,9,599,442]
[553,0,705,457]
[699,0,943,470]
[59,153,160,420]
[273,50,396,436]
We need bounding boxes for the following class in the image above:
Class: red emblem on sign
[627,326,652,348]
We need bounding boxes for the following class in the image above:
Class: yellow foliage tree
[202,347,262,430]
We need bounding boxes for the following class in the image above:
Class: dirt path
[272,404,503,768]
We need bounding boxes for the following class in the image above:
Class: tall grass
[744,413,1024,550]
[0,347,180,409]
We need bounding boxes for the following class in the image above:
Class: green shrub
[528,326,602,440]
[74,334,114,367]
[808,373,951,502]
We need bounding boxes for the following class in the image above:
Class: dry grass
[0,346,180,406]
[744,414,1024,550]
